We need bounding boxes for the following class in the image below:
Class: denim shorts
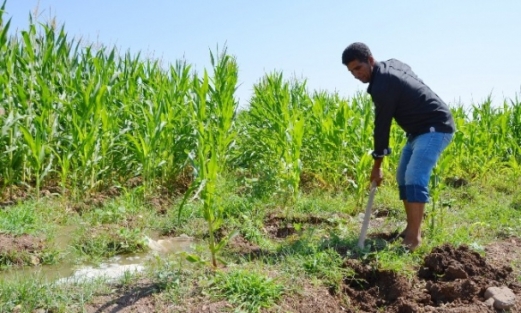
[396,131,453,203]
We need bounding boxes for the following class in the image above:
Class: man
[341,42,455,250]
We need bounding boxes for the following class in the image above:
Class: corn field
[1,10,521,206]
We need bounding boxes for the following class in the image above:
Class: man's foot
[401,235,421,251]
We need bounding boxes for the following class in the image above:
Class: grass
[71,224,147,261]
[0,202,46,236]
[0,274,110,312]
[209,268,285,312]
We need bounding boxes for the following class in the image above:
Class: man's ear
[368,56,375,66]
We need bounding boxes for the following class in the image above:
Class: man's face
[346,57,374,83]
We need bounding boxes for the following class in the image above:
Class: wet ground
[2,216,520,312]
[0,232,195,283]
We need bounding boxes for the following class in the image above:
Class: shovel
[357,181,377,249]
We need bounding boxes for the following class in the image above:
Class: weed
[209,269,284,312]
[301,248,346,292]
[0,275,105,313]
[0,205,39,235]
[510,192,521,211]
[73,226,146,260]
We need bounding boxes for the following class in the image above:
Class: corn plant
[245,73,307,212]
[303,92,353,188]
[0,11,193,199]
[0,111,25,197]
[124,88,168,195]
[157,60,194,186]
[443,98,521,179]
[181,48,239,267]
[19,118,54,199]
[301,91,378,206]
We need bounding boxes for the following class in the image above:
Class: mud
[342,243,520,313]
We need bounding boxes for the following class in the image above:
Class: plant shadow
[92,282,162,313]
[227,225,405,264]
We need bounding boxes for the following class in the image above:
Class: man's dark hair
[341,42,372,65]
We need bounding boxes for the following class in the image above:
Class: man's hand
[370,159,384,186]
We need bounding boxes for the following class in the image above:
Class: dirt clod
[341,243,520,313]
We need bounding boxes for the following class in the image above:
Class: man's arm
[370,157,383,186]
[369,77,401,186]
[370,103,392,186]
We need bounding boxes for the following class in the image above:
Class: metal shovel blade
[357,181,377,249]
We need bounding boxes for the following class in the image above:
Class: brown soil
[342,242,520,312]
[0,233,46,266]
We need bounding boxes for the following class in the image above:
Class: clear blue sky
[4,1,521,108]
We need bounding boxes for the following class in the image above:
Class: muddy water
[0,232,196,284]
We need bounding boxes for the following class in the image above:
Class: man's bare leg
[401,201,424,250]
[400,200,410,238]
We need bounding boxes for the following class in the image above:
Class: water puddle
[0,233,196,284]
[56,262,146,284]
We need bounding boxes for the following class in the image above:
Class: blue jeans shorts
[396,131,453,203]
